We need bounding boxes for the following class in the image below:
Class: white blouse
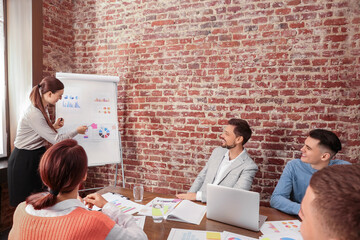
[14,104,77,150]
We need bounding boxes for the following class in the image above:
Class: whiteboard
[55,72,120,166]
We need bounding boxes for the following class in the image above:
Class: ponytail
[29,84,57,132]
[26,191,58,210]
[29,76,64,133]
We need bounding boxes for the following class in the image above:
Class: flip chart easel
[55,72,125,187]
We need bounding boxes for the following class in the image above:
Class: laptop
[206,184,267,231]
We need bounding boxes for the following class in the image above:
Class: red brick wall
[42,0,360,206]
[43,0,75,74]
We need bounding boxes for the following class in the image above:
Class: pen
[174,200,182,209]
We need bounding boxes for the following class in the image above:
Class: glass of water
[152,200,164,223]
[133,183,144,202]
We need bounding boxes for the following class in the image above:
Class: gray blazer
[189,147,258,202]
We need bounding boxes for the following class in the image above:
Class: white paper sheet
[91,192,145,215]
[222,231,258,240]
[167,228,221,240]
[260,220,303,240]
[260,220,301,235]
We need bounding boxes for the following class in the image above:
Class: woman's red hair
[26,139,88,209]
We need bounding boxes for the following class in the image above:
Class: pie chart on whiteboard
[99,127,110,138]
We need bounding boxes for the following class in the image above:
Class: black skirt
[7,147,46,207]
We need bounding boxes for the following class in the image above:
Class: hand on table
[176,192,197,201]
[84,193,108,209]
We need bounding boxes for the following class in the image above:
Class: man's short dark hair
[310,165,360,240]
[228,118,252,145]
[309,129,342,155]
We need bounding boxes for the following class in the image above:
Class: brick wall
[43,0,75,74]
[42,0,360,206]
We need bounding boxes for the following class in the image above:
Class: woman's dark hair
[29,76,64,132]
[26,139,88,210]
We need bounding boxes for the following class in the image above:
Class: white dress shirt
[26,199,147,240]
[196,150,245,201]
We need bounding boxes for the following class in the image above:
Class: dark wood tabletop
[98,186,298,240]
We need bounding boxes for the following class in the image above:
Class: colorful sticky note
[206,232,221,240]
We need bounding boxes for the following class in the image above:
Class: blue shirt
[270,159,351,215]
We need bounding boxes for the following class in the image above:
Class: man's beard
[221,142,236,149]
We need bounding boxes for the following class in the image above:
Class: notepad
[166,200,207,225]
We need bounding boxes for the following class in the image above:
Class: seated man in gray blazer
[176,118,258,202]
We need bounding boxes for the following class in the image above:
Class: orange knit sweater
[9,202,116,240]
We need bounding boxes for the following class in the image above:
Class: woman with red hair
[9,139,147,240]
[7,76,88,206]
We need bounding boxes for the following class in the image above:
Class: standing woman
[7,76,87,207]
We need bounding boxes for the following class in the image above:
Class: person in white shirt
[176,119,258,202]
[9,139,147,240]
[7,76,87,206]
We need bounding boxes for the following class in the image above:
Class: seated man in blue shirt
[270,129,350,215]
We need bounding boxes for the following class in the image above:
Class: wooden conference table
[98,186,298,240]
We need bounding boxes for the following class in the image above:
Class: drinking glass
[152,200,164,223]
[133,183,144,202]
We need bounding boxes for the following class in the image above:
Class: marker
[60,118,63,121]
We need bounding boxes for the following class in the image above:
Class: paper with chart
[259,232,303,240]
[167,228,222,240]
[260,220,301,235]
[260,220,303,240]
[222,231,257,240]
[137,197,182,217]
[91,192,145,215]
[56,73,120,166]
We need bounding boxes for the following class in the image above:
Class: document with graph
[91,192,145,215]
